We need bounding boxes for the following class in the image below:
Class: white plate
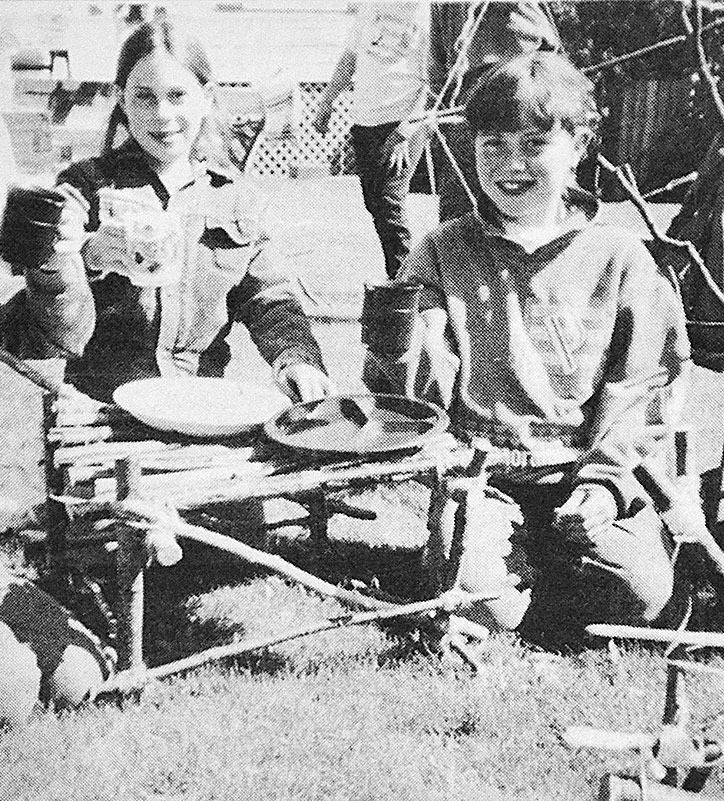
[113,377,291,437]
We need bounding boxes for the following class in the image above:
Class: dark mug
[1,186,67,272]
[361,282,422,355]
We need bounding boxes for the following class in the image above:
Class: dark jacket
[2,140,325,401]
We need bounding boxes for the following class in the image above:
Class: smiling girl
[3,21,332,405]
[367,52,692,648]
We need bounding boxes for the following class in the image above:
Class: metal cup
[361,282,422,355]
[0,186,66,271]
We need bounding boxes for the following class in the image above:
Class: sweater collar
[472,186,599,246]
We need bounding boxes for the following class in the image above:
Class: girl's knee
[627,566,674,623]
[0,622,41,727]
[48,644,105,710]
[588,509,675,623]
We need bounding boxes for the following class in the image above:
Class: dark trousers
[351,122,425,280]
[423,473,680,651]
[431,121,481,223]
[491,477,678,650]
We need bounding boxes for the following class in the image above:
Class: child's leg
[423,479,533,630]
[0,574,111,713]
[505,481,676,648]
[578,506,675,625]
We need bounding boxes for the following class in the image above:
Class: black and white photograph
[2,1,724,798]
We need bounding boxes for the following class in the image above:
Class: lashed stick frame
[577,621,724,800]
[39,386,513,694]
[563,450,724,799]
[566,624,724,798]
[82,451,501,692]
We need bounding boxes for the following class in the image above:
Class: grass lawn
[2,178,724,800]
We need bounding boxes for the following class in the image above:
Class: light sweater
[347,2,429,126]
[367,199,691,514]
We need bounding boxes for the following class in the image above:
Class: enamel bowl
[113,377,291,437]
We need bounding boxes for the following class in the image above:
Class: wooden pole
[43,392,68,578]
[587,624,724,649]
[176,521,392,610]
[662,661,688,788]
[158,449,472,510]
[92,590,496,698]
[176,521,503,612]
[115,457,145,672]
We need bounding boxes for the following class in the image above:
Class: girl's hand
[552,484,618,547]
[81,222,130,280]
[276,362,336,403]
[55,183,89,251]
[312,103,333,136]
[383,129,411,177]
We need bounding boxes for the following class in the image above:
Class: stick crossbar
[588,624,724,649]
[57,447,473,511]
[91,587,498,699]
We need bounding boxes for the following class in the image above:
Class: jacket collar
[107,138,236,189]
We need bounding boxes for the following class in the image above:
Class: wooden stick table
[41,393,480,678]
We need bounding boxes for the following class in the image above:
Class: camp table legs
[43,392,69,578]
[114,458,145,672]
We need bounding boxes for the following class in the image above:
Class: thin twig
[408,105,466,126]
[581,14,724,76]
[598,154,724,307]
[433,125,478,212]
[642,171,697,199]
[681,1,694,36]
[430,0,490,113]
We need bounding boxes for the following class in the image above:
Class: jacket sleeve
[227,231,325,374]
[573,240,691,516]
[0,162,97,360]
[362,234,460,406]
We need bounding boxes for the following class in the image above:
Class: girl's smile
[120,52,211,171]
[474,125,587,227]
[496,178,537,196]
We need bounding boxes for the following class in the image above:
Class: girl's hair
[465,51,600,137]
[102,20,230,167]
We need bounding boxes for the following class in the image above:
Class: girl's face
[474,123,588,226]
[120,52,210,170]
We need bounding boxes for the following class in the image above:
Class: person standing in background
[429,1,560,221]
[313,3,430,280]
[0,28,18,214]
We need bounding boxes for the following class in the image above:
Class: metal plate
[264,394,449,455]
[113,377,291,437]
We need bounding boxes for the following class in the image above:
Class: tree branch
[597,154,724,307]
[581,14,724,76]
